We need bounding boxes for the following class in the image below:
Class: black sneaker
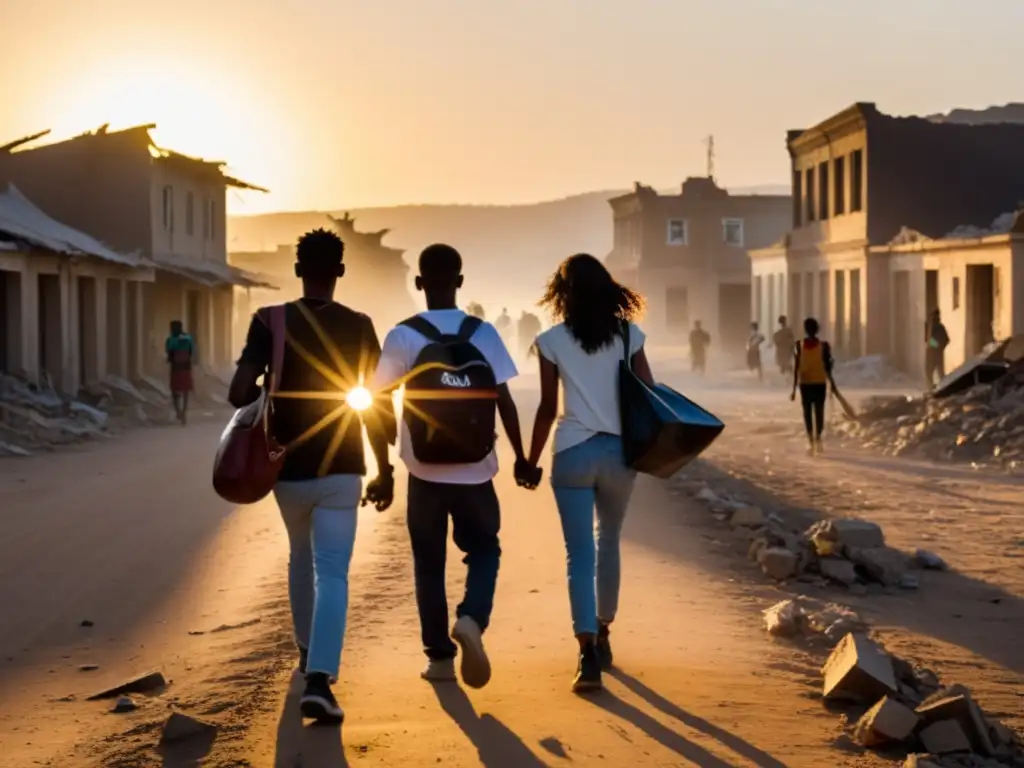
[300,673,344,723]
[298,645,308,674]
[571,644,602,693]
[596,624,613,671]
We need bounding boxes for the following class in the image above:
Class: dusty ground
[0,367,1020,767]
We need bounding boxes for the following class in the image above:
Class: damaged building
[605,178,791,353]
[0,185,153,394]
[751,102,1024,375]
[0,124,270,390]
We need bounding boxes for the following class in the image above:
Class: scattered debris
[0,370,230,457]
[820,632,1024,767]
[86,670,167,700]
[79,664,100,672]
[834,364,1024,469]
[915,550,949,571]
[834,355,909,385]
[762,597,867,643]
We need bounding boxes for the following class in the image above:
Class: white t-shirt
[534,322,646,454]
[372,309,518,485]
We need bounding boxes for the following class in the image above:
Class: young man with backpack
[372,244,526,689]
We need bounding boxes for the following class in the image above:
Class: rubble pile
[682,479,939,589]
[834,369,1024,467]
[762,596,868,644]
[0,370,230,457]
[821,632,1024,767]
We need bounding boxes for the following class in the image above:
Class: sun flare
[345,386,373,412]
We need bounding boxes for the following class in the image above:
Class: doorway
[966,264,995,355]
[0,270,21,373]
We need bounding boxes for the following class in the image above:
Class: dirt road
[0,373,1020,767]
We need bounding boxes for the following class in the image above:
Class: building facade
[0,185,154,394]
[751,102,1024,373]
[605,178,790,353]
[0,125,267,386]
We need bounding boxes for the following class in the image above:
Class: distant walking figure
[522,253,653,693]
[924,308,949,388]
[773,315,795,375]
[372,244,526,690]
[165,320,194,425]
[747,322,765,381]
[228,228,395,724]
[689,320,710,374]
[791,317,834,456]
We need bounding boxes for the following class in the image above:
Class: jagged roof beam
[0,129,52,154]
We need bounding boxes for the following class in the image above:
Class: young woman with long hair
[522,253,654,693]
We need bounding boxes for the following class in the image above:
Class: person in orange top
[790,317,834,455]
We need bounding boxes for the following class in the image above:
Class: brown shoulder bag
[212,304,287,504]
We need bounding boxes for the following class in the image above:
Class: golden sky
[3,0,1022,215]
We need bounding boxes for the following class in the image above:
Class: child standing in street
[791,317,834,456]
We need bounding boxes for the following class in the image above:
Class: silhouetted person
[372,244,526,690]
[495,307,512,341]
[689,320,710,374]
[523,254,654,693]
[747,322,765,382]
[925,308,949,388]
[518,310,542,359]
[773,315,795,375]
[791,317,834,456]
[165,320,194,425]
[228,228,395,723]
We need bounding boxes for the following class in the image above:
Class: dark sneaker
[596,624,613,671]
[571,644,602,693]
[298,645,308,674]
[300,673,344,723]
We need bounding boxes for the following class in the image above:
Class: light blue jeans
[273,474,362,680]
[551,434,637,637]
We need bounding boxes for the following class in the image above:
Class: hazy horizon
[5,0,1023,215]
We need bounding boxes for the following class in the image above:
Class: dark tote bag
[618,322,725,478]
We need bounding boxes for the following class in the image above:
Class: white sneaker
[420,657,457,682]
[451,616,491,689]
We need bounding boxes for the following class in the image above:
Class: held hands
[514,457,543,490]
[362,469,394,512]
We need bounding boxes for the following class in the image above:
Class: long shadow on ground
[272,673,348,768]
[429,682,549,767]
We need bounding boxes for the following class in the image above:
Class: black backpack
[400,315,498,464]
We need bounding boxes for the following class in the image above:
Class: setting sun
[345,386,373,413]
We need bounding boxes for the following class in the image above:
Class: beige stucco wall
[0,250,152,393]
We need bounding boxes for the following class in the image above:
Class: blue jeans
[274,474,362,680]
[551,434,636,637]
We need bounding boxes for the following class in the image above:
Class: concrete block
[819,557,859,585]
[730,505,765,528]
[822,633,898,704]
[918,719,972,755]
[833,518,886,549]
[758,547,798,581]
[853,695,920,747]
[916,692,996,755]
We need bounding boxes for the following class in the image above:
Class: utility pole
[703,135,715,181]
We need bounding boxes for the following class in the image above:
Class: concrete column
[58,262,78,395]
[18,261,40,380]
[133,280,146,379]
[203,287,216,372]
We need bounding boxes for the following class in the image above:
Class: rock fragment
[916,689,996,756]
[86,670,167,700]
[819,557,859,586]
[758,547,798,581]
[853,695,920,747]
[915,549,948,570]
[847,546,908,587]
[112,696,137,713]
[918,719,972,755]
[822,633,897,704]
[160,712,218,745]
